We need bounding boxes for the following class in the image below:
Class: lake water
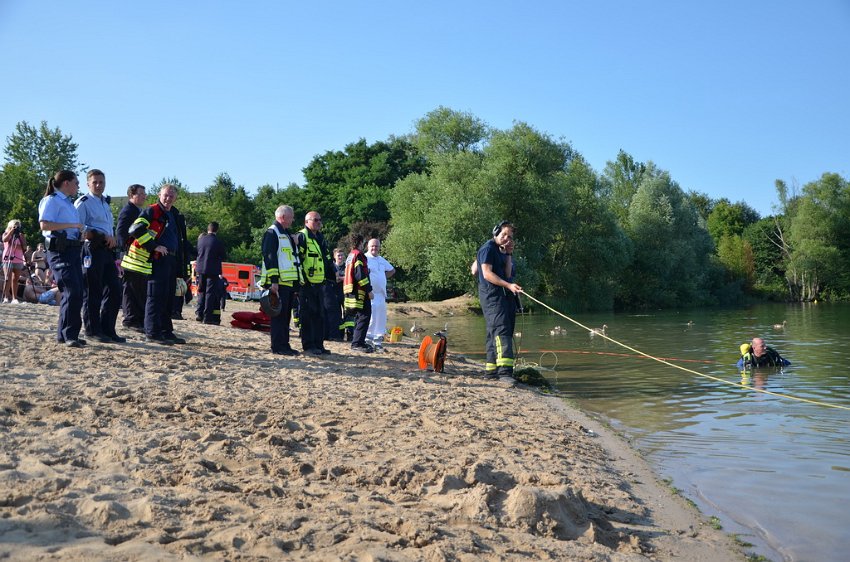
[389,302,850,561]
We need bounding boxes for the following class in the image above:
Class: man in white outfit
[365,238,395,349]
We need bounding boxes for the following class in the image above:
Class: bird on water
[589,324,608,337]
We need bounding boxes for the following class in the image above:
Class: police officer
[75,169,125,343]
[116,184,147,331]
[260,205,301,356]
[295,211,334,355]
[38,170,86,348]
[476,221,522,381]
[195,222,226,324]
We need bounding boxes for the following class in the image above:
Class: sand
[0,300,740,561]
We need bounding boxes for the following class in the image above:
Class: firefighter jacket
[297,228,333,285]
[343,248,372,311]
[120,203,169,275]
[260,222,303,287]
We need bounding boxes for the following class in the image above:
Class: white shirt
[366,254,394,298]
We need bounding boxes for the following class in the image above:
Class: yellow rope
[520,291,850,412]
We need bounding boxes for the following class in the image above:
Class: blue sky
[1,0,848,217]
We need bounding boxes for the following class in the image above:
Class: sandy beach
[0,300,740,561]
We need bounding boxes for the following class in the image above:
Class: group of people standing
[37,170,190,348]
[2,220,56,303]
[23,167,524,383]
[258,206,395,357]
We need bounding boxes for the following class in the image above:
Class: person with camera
[2,219,28,304]
[475,221,522,382]
[74,169,125,343]
[38,170,86,347]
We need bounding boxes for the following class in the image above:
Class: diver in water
[738,337,790,369]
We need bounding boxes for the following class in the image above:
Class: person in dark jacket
[116,184,147,331]
[75,169,124,343]
[129,184,188,344]
[194,222,226,324]
[260,205,302,356]
[343,233,374,353]
[737,337,790,369]
[295,211,334,355]
[476,221,522,382]
[170,208,192,320]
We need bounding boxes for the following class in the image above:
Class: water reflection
[391,302,850,561]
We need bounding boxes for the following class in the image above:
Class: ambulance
[191,262,263,301]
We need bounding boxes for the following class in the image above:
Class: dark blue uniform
[477,239,517,377]
[38,191,84,345]
[194,232,226,324]
[75,193,122,341]
[116,202,145,330]
[144,205,189,341]
[170,211,192,320]
[296,230,334,354]
[261,223,299,355]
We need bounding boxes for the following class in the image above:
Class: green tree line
[3,112,848,309]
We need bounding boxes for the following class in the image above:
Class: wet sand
[0,300,740,560]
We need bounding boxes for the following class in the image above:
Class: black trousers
[145,255,176,338]
[196,274,222,323]
[322,281,343,340]
[122,269,147,328]
[299,282,325,351]
[270,284,296,353]
[351,297,372,347]
[46,247,84,343]
[82,246,121,337]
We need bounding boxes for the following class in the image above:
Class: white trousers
[367,296,387,342]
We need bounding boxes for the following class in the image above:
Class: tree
[412,106,489,155]
[387,150,487,300]
[475,123,575,281]
[601,150,647,225]
[686,191,713,221]
[388,121,582,302]
[619,165,717,308]
[4,120,82,183]
[784,173,850,300]
[0,163,42,245]
[705,198,760,242]
[716,234,755,288]
[543,157,631,310]
[2,121,83,242]
[743,217,787,298]
[302,137,425,244]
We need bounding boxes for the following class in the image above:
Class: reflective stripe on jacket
[343,249,371,310]
[260,223,302,287]
[120,204,167,275]
[298,228,326,285]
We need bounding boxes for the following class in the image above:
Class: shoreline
[0,300,740,560]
